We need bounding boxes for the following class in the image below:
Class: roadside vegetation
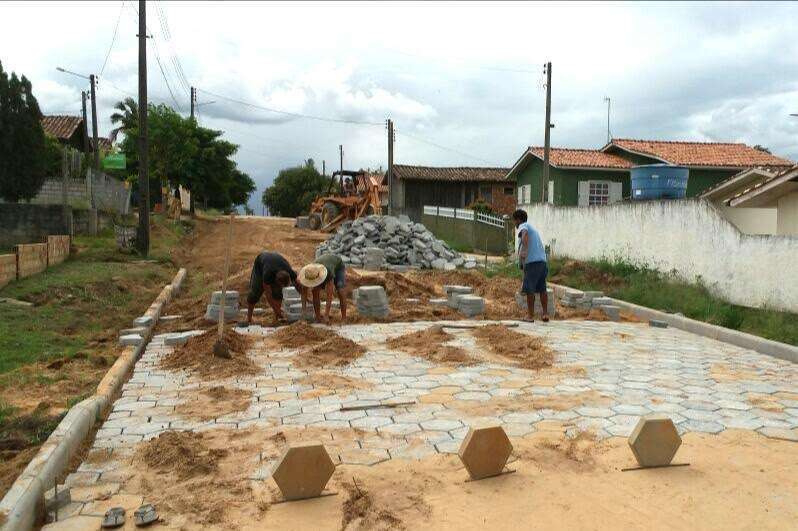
[486,256,797,346]
[0,216,187,496]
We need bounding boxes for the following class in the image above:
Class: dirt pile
[341,479,404,531]
[137,431,226,480]
[160,329,257,379]
[175,386,253,421]
[387,326,475,365]
[472,324,554,369]
[294,336,367,368]
[267,321,338,349]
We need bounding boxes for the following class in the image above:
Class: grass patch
[487,256,798,346]
[443,239,473,254]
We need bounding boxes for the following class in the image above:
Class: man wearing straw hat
[298,253,348,324]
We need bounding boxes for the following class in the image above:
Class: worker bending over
[242,251,298,326]
[298,254,348,324]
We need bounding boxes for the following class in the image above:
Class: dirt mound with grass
[160,329,257,379]
[175,386,253,422]
[137,431,226,480]
[267,321,338,349]
[472,324,554,369]
[387,325,475,365]
[293,336,366,368]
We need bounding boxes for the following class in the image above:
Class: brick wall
[489,183,517,215]
[15,243,48,279]
[0,204,72,249]
[0,254,15,289]
[47,235,71,266]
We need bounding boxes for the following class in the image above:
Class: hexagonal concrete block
[271,442,335,501]
[628,415,682,468]
[458,425,513,480]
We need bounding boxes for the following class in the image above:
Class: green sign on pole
[102,152,126,170]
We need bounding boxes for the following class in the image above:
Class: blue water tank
[631,164,689,200]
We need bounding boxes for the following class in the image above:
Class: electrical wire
[196,88,383,127]
[100,1,126,77]
[394,129,497,165]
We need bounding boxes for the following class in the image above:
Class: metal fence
[423,205,508,229]
[422,205,512,255]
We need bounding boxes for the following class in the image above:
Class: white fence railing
[423,205,508,228]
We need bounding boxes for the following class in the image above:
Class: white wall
[718,206,778,235]
[520,199,798,313]
[777,192,798,236]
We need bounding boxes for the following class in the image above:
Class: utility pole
[81,91,90,159]
[339,145,343,173]
[136,0,150,256]
[322,160,326,176]
[542,62,552,204]
[89,74,99,172]
[387,118,394,215]
[190,86,195,119]
[604,96,611,143]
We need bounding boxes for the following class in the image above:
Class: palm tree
[109,97,138,143]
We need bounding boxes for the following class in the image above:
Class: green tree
[109,97,138,143]
[119,103,255,212]
[262,159,329,217]
[0,61,49,201]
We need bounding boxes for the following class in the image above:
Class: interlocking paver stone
[420,419,463,431]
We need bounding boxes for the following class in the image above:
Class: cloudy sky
[3,1,798,212]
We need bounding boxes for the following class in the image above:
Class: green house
[507,139,793,206]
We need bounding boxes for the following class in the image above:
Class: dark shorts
[329,265,346,291]
[521,261,548,294]
[246,266,282,305]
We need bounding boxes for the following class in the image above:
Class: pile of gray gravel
[315,215,477,270]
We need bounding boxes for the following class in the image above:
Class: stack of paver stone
[557,289,622,321]
[315,215,477,270]
[295,216,310,229]
[355,285,390,318]
[456,294,485,317]
[204,290,240,322]
[363,247,385,271]
[515,289,555,315]
[443,285,474,308]
[281,287,305,322]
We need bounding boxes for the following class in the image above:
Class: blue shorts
[521,261,548,294]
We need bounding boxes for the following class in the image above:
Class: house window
[479,185,492,203]
[589,181,610,205]
[503,186,514,196]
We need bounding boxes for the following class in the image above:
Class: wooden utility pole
[387,118,394,215]
[136,0,150,256]
[322,160,326,176]
[81,91,90,159]
[604,96,611,143]
[339,145,343,173]
[542,61,552,204]
[89,74,99,172]
[190,86,195,119]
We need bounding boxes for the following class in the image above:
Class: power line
[394,129,496,165]
[196,87,383,127]
[100,1,126,76]
[123,2,184,111]
[156,2,191,93]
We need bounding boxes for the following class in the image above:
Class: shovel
[213,213,235,358]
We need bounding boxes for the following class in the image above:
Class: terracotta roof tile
[41,115,83,140]
[527,147,633,169]
[609,138,793,168]
[393,165,510,183]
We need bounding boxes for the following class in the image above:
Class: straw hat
[298,263,328,288]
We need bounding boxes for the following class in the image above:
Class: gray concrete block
[118,334,143,346]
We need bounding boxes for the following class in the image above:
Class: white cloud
[2,0,797,214]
